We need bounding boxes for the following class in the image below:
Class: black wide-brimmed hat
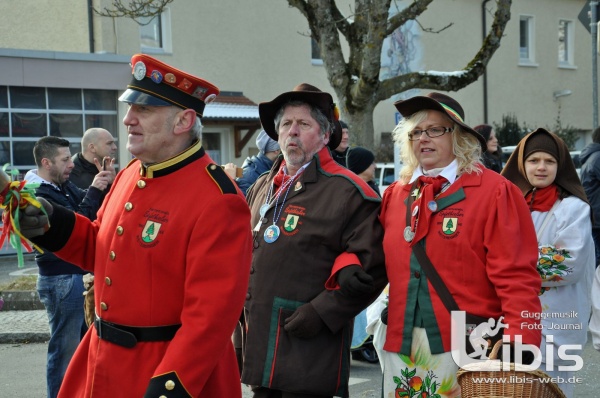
[259,83,342,150]
[119,54,219,118]
[394,92,486,151]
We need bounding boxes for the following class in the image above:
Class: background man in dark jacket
[24,136,113,398]
[580,126,600,267]
[70,127,117,189]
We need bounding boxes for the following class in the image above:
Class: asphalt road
[0,342,383,398]
[0,339,599,397]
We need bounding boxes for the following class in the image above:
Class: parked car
[375,162,398,194]
[501,145,517,166]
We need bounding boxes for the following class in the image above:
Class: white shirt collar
[409,159,459,185]
[283,161,311,176]
[24,169,60,190]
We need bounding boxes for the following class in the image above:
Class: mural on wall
[380,1,422,103]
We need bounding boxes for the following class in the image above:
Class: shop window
[0,86,118,170]
[10,87,46,109]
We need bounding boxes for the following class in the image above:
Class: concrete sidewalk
[0,254,49,343]
[0,310,49,344]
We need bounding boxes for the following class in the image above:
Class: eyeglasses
[408,126,454,141]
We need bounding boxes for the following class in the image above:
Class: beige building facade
[0,0,596,173]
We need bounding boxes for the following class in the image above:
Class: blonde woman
[378,92,542,397]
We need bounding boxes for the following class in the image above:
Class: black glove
[19,197,53,239]
[283,303,325,339]
[337,265,374,296]
[381,307,388,325]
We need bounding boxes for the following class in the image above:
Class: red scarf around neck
[272,161,304,194]
[407,175,448,245]
[525,185,559,212]
[273,163,289,188]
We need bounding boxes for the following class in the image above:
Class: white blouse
[531,196,595,365]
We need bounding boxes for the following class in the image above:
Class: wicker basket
[456,341,566,398]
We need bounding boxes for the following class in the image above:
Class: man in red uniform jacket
[20,54,253,397]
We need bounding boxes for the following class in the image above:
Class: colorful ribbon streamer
[0,167,47,268]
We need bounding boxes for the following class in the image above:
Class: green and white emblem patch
[141,220,162,243]
[284,214,299,232]
[442,217,457,235]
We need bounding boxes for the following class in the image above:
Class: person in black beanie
[474,124,503,173]
[347,146,380,196]
[346,145,381,364]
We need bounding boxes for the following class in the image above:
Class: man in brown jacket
[242,83,387,398]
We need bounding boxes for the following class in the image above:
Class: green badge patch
[284,214,299,232]
[142,220,162,243]
[442,217,457,235]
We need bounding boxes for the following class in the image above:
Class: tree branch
[94,0,175,24]
[386,0,434,36]
[377,0,512,101]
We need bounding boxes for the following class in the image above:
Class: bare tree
[291,0,511,148]
[94,0,174,23]
[94,0,512,148]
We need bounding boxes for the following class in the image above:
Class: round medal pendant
[264,225,280,243]
[259,204,270,218]
[427,201,438,212]
[403,226,415,242]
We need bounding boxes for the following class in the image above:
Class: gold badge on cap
[164,73,176,84]
[133,61,147,81]
[205,93,217,104]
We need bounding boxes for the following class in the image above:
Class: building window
[140,8,172,54]
[311,38,323,65]
[558,19,575,68]
[0,86,119,176]
[519,15,536,65]
[202,132,221,165]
